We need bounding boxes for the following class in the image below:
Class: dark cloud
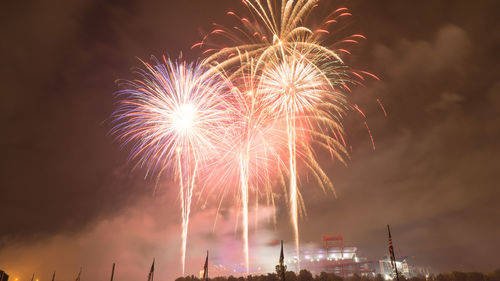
[299,21,500,273]
[1,0,499,279]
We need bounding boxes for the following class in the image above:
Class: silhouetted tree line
[175,268,500,281]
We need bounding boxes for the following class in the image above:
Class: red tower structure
[323,235,344,253]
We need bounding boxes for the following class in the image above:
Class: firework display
[112,0,378,275]
[111,57,234,275]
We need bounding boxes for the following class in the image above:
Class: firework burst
[195,0,377,268]
[111,56,232,275]
[258,51,351,266]
[112,0,379,274]
[203,59,289,272]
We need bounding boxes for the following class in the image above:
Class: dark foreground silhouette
[175,269,500,281]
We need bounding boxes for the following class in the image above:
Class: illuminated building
[286,235,377,277]
[376,256,431,280]
[200,235,429,278]
[285,235,430,279]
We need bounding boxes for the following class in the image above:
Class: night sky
[1,1,499,280]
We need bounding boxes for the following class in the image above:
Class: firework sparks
[112,0,378,274]
[195,0,377,269]
[258,50,353,265]
[260,54,324,265]
[111,57,232,275]
[204,62,289,272]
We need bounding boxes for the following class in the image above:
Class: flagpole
[148,258,155,281]
[203,251,209,281]
[276,240,286,281]
[387,225,400,281]
[110,263,115,281]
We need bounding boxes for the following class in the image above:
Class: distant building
[376,256,408,279]
[285,236,430,279]
[0,270,9,281]
[286,235,377,277]
[203,235,430,278]
[376,256,431,280]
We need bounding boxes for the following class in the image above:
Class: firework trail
[258,50,347,266]
[111,0,379,274]
[195,0,374,268]
[111,57,232,275]
[203,60,289,272]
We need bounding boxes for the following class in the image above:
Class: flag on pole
[51,271,56,281]
[147,258,155,281]
[280,240,284,266]
[387,225,400,281]
[275,240,286,281]
[202,251,209,281]
[75,268,82,281]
